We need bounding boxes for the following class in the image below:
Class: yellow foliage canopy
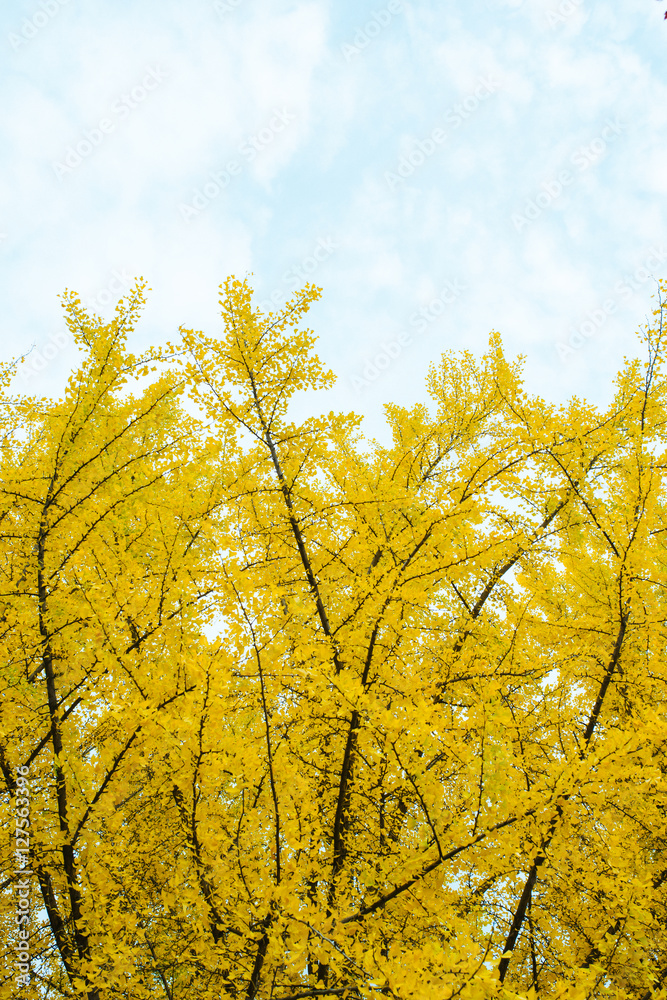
[2,276,667,1000]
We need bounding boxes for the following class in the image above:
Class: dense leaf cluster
[2,277,667,1000]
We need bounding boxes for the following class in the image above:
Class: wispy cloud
[0,0,665,432]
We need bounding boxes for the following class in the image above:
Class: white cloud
[0,0,665,428]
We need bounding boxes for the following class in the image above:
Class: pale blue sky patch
[0,0,665,442]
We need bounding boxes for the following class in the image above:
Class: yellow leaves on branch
[1,276,667,1000]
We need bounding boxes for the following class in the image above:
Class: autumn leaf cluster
[2,276,667,1000]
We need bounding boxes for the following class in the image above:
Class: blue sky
[1,0,666,442]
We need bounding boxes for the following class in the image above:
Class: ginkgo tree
[1,274,667,1000]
